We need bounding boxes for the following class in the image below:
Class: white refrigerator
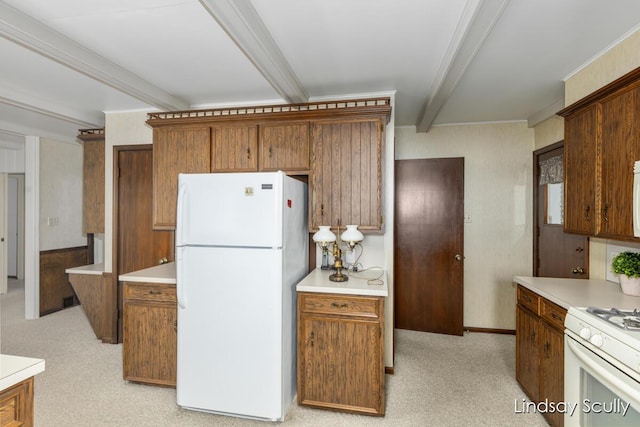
[175,171,308,421]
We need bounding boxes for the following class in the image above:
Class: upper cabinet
[259,122,310,172]
[78,128,105,234]
[147,98,391,230]
[310,119,383,231]
[152,126,211,230]
[558,67,640,241]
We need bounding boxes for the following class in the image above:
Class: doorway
[534,142,588,278]
[113,145,174,342]
[394,158,464,336]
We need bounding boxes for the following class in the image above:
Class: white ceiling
[1,0,640,143]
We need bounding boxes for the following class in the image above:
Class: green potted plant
[611,251,640,296]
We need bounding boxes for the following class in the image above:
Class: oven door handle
[567,337,640,408]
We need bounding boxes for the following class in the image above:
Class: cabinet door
[310,119,383,231]
[259,122,310,172]
[82,137,105,234]
[599,85,640,238]
[153,127,211,229]
[123,300,177,386]
[563,105,597,235]
[211,124,258,172]
[540,322,564,427]
[298,315,383,414]
[516,305,539,402]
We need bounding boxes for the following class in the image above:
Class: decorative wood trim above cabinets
[146,97,391,126]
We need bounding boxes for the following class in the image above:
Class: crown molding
[416,0,511,132]
[199,0,308,103]
[527,98,565,128]
[0,2,189,112]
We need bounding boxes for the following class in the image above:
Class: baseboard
[464,327,515,335]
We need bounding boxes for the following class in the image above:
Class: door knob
[159,257,168,264]
[455,254,463,261]
[572,267,585,275]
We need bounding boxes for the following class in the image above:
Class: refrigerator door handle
[176,246,187,309]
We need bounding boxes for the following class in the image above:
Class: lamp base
[329,272,349,282]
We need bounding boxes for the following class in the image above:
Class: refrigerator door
[176,172,284,248]
[176,245,290,421]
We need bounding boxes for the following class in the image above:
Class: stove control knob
[590,334,604,347]
[579,327,591,340]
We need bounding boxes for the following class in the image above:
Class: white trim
[527,98,565,128]
[24,136,39,319]
[198,0,308,103]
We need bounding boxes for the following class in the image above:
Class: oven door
[565,331,640,426]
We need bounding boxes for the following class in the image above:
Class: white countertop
[513,276,640,310]
[65,263,105,275]
[118,262,176,284]
[297,268,388,297]
[0,354,45,391]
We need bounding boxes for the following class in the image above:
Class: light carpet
[1,280,547,426]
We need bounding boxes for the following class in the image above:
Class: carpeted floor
[1,279,548,426]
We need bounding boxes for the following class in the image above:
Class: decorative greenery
[611,251,640,278]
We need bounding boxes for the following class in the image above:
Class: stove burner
[586,306,640,331]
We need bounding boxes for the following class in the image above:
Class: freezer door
[176,246,294,421]
[176,172,284,248]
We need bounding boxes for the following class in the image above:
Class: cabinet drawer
[517,285,541,315]
[300,293,380,319]
[541,298,567,331]
[124,282,176,303]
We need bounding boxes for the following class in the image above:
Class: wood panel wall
[39,246,89,316]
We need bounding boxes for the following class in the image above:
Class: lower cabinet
[515,285,566,427]
[0,377,34,427]
[122,282,177,387]
[297,292,385,416]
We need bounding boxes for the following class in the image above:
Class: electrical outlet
[47,216,59,226]
[464,213,472,223]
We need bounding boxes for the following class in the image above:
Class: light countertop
[0,354,45,391]
[118,262,176,284]
[513,276,640,310]
[65,263,104,276]
[297,267,388,297]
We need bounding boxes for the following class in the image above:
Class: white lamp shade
[313,225,336,243]
[341,225,364,244]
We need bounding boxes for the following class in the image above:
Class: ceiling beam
[416,0,511,132]
[199,0,308,104]
[0,1,189,112]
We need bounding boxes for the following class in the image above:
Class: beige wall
[395,122,534,329]
[39,138,85,251]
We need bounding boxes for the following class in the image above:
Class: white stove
[564,305,640,426]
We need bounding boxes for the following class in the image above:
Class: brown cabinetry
[78,128,105,234]
[211,124,258,172]
[297,292,385,416]
[515,285,566,427]
[122,281,177,387]
[559,67,640,240]
[152,127,211,229]
[147,98,391,231]
[310,119,384,231]
[259,122,310,172]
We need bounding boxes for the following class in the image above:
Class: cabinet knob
[602,204,609,222]
[246,147,251,159]
[585,205,591,221]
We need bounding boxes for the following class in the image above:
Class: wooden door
[116,146,174,342]
[211,124,258,172]
[394,158,464,335]
[563,106,597,235]
[534,143,589,278]
[599,85,640,238]
[259,122,310,172]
